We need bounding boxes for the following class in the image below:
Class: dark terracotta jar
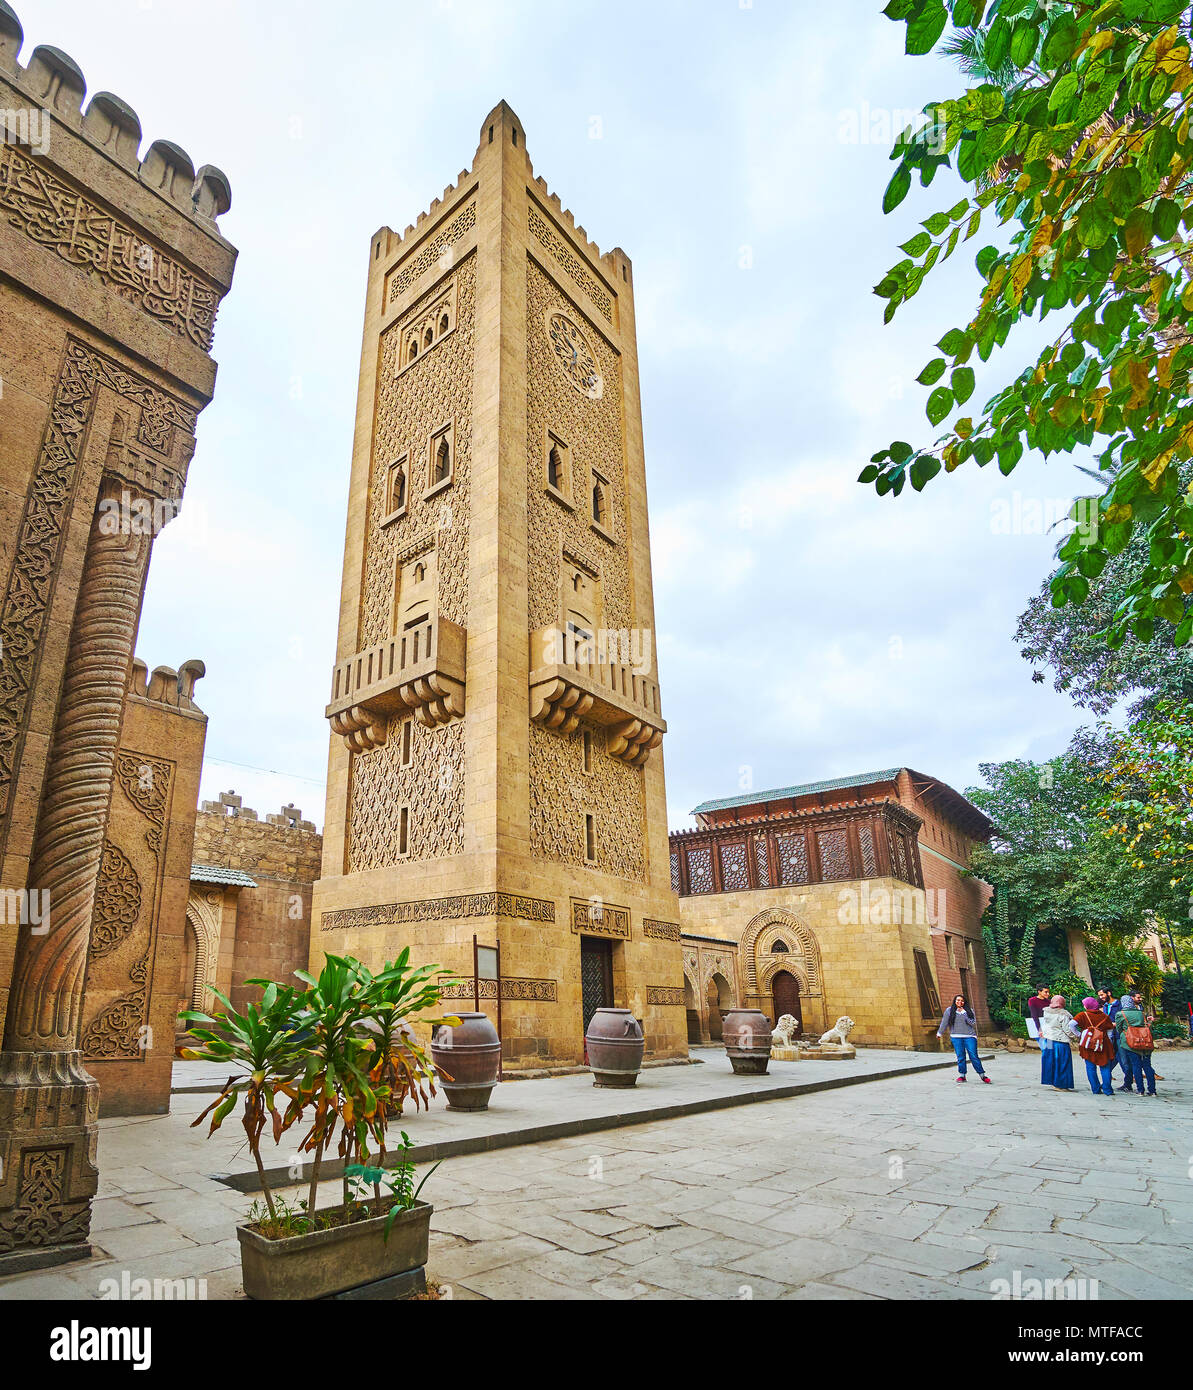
[722,1008,772,1075]
[585,1008,645,1088]
[431,1012,501,1110]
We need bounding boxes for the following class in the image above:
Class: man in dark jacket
[1105,991,1133,1091]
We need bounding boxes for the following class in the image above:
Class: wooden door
[580,936,614,1033]
[772,970,802,1036]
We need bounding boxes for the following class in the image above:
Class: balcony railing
[528,627,665,767]
[669,799,924,897]
[326,616,466,752]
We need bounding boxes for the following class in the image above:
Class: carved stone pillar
[0,482,151,1272]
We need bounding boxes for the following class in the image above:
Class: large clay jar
[431,1013,502,1111]
[722,1008,772,1075]
[585,1008,645,1088]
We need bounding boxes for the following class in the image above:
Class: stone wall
[80,660,206,1117]
[192,793,321,1011]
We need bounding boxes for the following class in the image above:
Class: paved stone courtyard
[1,1049,1189,1301]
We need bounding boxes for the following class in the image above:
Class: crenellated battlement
[126,657,206,715]
[0,1,231,232]
[376,102,631,296]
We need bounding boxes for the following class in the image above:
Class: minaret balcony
[528,626,665,767]
[326,617,466,752]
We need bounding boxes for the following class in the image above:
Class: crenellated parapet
[0,4,231,232]
[126,657,206,715]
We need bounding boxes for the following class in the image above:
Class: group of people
[936,986,1159,1096]
[1026,985,1158,1097]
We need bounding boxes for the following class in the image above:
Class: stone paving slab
[185,1047,980,1191]
[2,1048,1190,1301]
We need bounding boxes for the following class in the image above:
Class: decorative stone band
[642,918,681,943]
[645,986,685,1007]
[570,898,630,939]
[386,201,476,306]
[0,141,222,350]
[321,892,556,933]
[528,203,613,324]
[440,978,558,1002]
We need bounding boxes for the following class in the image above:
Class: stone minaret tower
[313,102,684,1067]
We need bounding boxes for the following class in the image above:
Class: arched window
[413,561,426,584]
[548,445,563,490]
[771,939,789,953]
[424,327,434,348]
[592,479,606,527]
[440,313,450,335]
[432,435,451,486]
[390,464,406,512]
[408,339,419,363]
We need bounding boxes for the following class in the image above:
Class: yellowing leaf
[1142,450,1173,488]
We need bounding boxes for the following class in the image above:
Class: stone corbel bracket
[326,618,466,753]
[529,663,665,769]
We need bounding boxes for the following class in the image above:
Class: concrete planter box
[238,1199,432,1300]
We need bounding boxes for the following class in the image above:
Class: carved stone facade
[314,103,683,1067]
[0,7,234,1270]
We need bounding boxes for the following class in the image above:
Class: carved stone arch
[184,886,223,1013]
[742,907,822,996]
[758,955,811,995]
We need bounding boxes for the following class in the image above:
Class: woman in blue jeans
[937,994,990,1083]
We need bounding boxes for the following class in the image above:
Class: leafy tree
[1099,695,1193,888]
[1016,526,1193,716]
[982,887,1037,1023]
[866,0,1193,651]
[966,735,1180,950]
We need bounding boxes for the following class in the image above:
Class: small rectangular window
[584,813,596,863]
[946,936,956,970]
[582,729,593,774]
[399,806,410,856]
[401,720,413,767]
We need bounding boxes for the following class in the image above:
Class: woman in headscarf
[1073,996,1115,1097]
[1116,993,1158,1097]
[1039,994,1081,1090]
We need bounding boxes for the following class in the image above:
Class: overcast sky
[25,0,1105,831]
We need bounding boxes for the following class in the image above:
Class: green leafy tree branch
[866,0,1193,648]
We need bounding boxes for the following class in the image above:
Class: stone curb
[212,1051,992,1194]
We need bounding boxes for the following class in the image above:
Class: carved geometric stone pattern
[88,842,141,959]
[525,262,644,877]
[364,254,474,646]
[858,822,877,877]
[0,143,220,349]
[529,721,644,881]
[776,832,810,886]
[646,985,684,1006]
[570,898,631,939]
[687,846,713,894]
[348,256,475,866]
[754,836,772,887]
[81,749,172,1062]
[0,1146,90,1253]
[816,829,851,882]
[321,892,556,933]
[670,850,681,893]
[387,200,476,304]
[528,204,613,323]
[643,918,681,943]
[526,262,628,633]
[0,341,195,853]
[719,841,749,892]
[348,718,464,871]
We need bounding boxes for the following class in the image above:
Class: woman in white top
[1039,994,1081,1091]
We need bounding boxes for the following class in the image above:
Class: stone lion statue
[771,1014,799,1047]
[818,1016,855,1047]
